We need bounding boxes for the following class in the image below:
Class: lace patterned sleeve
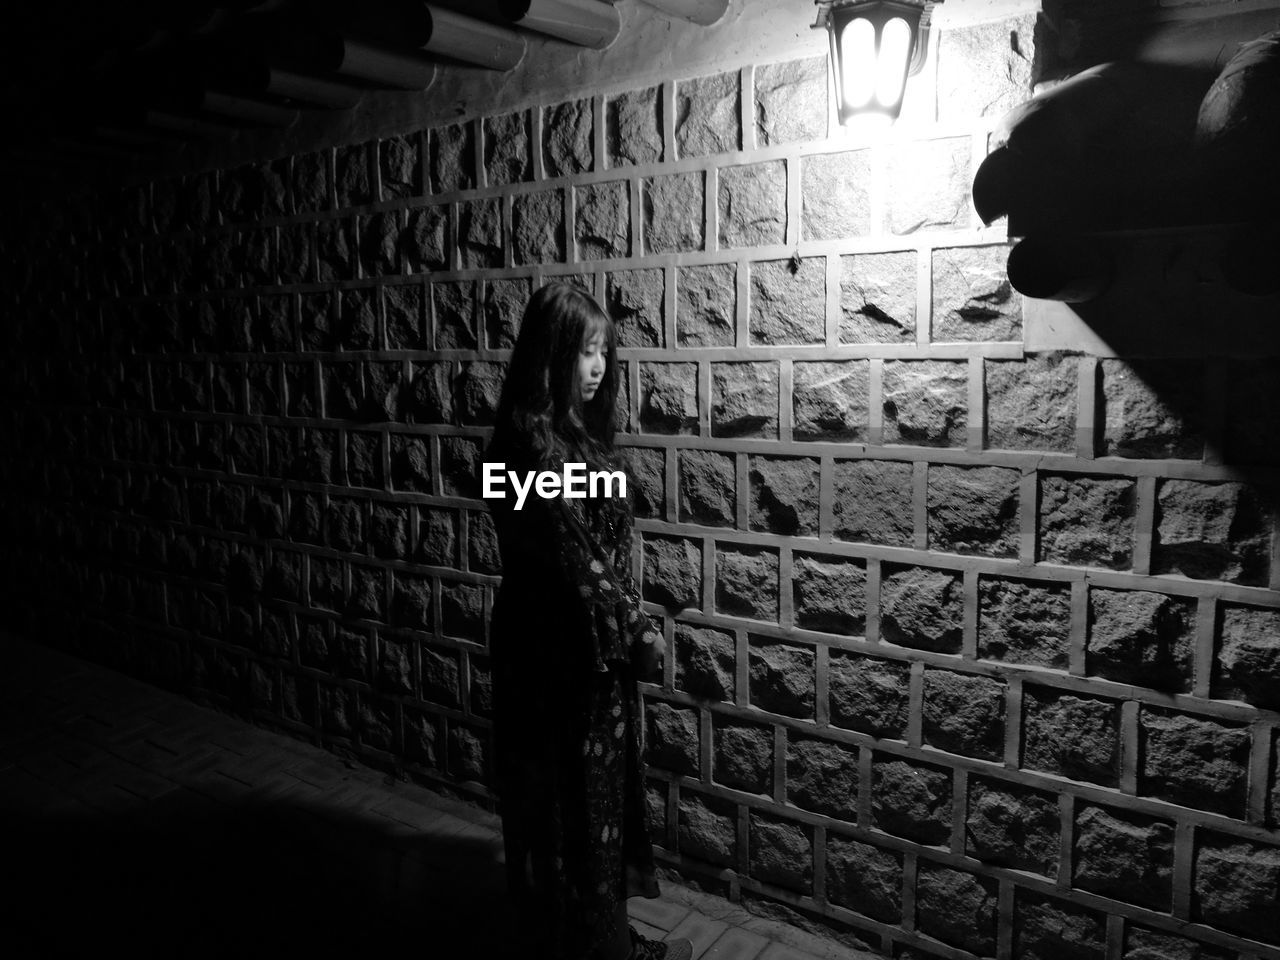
[543,496,648,673]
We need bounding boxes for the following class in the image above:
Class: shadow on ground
[3,791,522,958]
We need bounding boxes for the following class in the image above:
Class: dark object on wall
[1007,235,1113,303]
[1194,30,1280,296]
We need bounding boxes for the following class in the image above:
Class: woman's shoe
[627,926,693,960]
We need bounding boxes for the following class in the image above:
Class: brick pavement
[0,630,872,960]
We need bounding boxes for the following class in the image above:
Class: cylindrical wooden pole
[422,5,525,70]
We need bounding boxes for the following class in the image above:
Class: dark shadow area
[1,793,522,959]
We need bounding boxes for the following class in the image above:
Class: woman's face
[578,330,606,402]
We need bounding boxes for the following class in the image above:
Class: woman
[485,283,692,960]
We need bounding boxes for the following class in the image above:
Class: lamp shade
[820,0,927,126]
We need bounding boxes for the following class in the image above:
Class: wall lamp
[814,0,942,128]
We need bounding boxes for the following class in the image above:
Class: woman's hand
[634,629,665,679]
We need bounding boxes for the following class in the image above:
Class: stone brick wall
[4,6,1280,960]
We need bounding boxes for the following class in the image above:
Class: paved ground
[0,629,871,960]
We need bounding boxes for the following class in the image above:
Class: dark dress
[487,443,659,959]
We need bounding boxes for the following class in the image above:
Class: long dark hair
[489,282,620,470]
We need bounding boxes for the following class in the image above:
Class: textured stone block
[450,724,488,782]
[346,564,383,619]
[392,572,432,629]
[403,204,449,272]
[887,138,971,234]
[418,507,457,567]
[966,778,1058,876]
[678,449,735,527]
[347,432,382,489]
[1225,358,1280,465]
[1154,480,1270,585]
[292,151,330,212]
[338,288,378,350]
[802,151,871,240]
[1073,804,1173,909]
[882,360,967,446]
[456,361,505,426]
[380,133,420,199]
[718,161,786,248]
[714,719,772,793]
[748,456,818,536]
[314,218,355,282]
[359,212,399,277]
[792,361,869,442]
[978,578,1071,669]
[787,737,857,821]
[639,362,698,435]
[755,56,826,145]
[646,701,699,775]
[430,121,474,193]
[441,580,483,640]
[607,85,662,168]
[1194,836,1280,943]
[1088,588,1194,692]
[1217,604,1280,708]
[643,535,702,609]
[872,758,951,844]
[484,111,529,185]
[749,814,812,892]
[923,670,1006,760]
[1100,359,1203,458]
[749,258,825,345]
[826,836,900,922]
[440,436,483,499]
[607,268,663,348]
[404,709,440,766]
[937,16,1037,122]
[299,292,334,351]
[277,223,313,283]
[986,355,1077,451]
[678,792,736,866]
[676,264,736,347]
[467,510,500,574]
[622,446,664,520]
[543,98,592,177]
[410,361,454,424]
[793,553,865,635]
[1040,475,1135,569]
[933,245,1019,341]
[916,864,997,955]
[712,362,777,438]
[749,639,812,717]
[676,71,739,158]
[335,143,372,208]
[881,566,963,653]
[1015,893,1106,960]
[433,280,478,350]
[1023,689,1120,786]
[513,188,564,265]
[674,623,735,701]
[483,277,530,350]
[1124,926,1233,960]
[384,283,424,350]
[644,171,704,254]
[1139,708,1248,816]
[458,198,502,269]
[575,180,629,260]
[928,464,1020,557]
[832,459,913,546]
[718,547,779,622]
